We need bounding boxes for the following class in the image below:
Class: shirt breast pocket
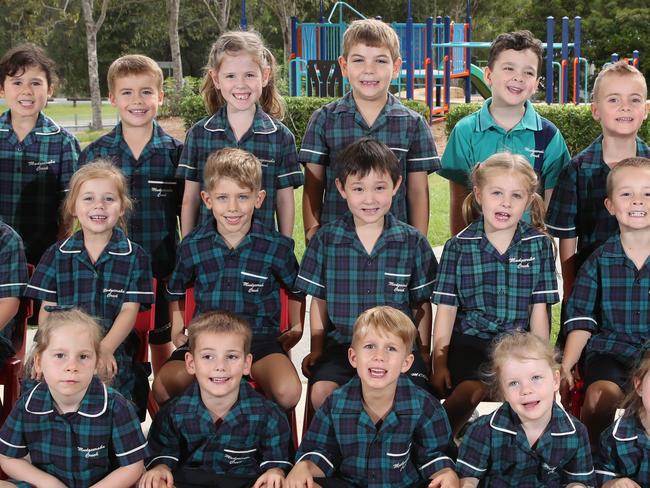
[241,271,270,303]
[147,179,177,199]
[386,440,416,483]
[223,447,257,470]
[384,272,411,311]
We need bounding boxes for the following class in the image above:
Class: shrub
[160,76,202,118]
[445,102,650,156]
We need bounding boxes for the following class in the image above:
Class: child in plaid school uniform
[0,44,79,265]
[595,345,650,486]
[456,331,594,487]
[24,161,154,416]
[80,54,184,371]
[177,30,302,238]
[140,311,291,488]
[431,152,559,437]
[0,309,148,488]
[287,306,458,488]
[154,148,303,411]
[562,157,650,449]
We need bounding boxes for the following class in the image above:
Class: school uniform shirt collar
[23,376,108,417]
[332,211,409,248]
[456,218,542,244]
[476,98,541,133]
[202,105,278,134]
[609,415,650,446]
[179,379,258,417]
[194,218,270,248]
[336,376,420,416]
[489,401,577,438]
[0,110,62,138]
[58,228,134,256]
[332,91,410,117]
[97,120,179,152]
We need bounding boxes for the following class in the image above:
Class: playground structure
[288,2,596,118]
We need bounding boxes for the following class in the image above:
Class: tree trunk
[80,0,108,130]
[167,0,183,95]
[262,0,295,65]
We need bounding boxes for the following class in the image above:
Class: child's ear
[392,175,403,196]
[604,197,615,216]
[200,190,212,209]
[338,55,349,78]
[157,89,164,107]
[209,69,220,90]
[483,66,493,87]
[33,353,42,376]
[255,189,266,209]
[391,57,403,80]
[335,178,347,200]
[261,67,271,87]
[553,369,561,392]
[184,351,196,375]
[634,376,643,396]
[243,353,253,376]
[400,353,414,374]
[591,101,601,121]
[109,92,117,107]
[348,346,358,369]
[473,185,482,205]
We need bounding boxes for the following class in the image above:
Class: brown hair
[487,30,543,75]
[201,30,284,119]
[485,330,560,400]
[187,310,252,354]
[592,60,647,102]
[25,308,103,379]
[62,160,133,237]
[107,54,164,93]
[342,19,401,62]
[462,152,547,234]
[621,347,650,420]
[0,43,58,90]
[352,306,417,351]
[336,137,400,186]
[606,156,650,198]
[203,147,262,193]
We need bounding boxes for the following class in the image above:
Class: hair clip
[44,305,76,313]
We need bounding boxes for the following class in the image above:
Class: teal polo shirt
[439,98,570,190]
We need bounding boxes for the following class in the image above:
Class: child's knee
[311,381,338,410]
[584,380,623,412]
[273,378,302,411]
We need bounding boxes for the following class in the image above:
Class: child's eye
[507,380,519,388]
[532,375,543,382]
[607,97,619,103]
[363,343,375,349]
[512,193,523,199]
[80,353,91,360]
[525,71,535,77]
[491,190,502,196]
[503,66,513,71]
[376,185,386,191]
[224,74,235,79]
[238,195,250,201]
[83,196,93,202]
[105,196,115,202]
[387,346,397,352]
[352,187,363,193]
[54,352,65,359]
[226,354,240,360]
[201,354,214,360]
[246,73,257,78]
[143,89,153,95]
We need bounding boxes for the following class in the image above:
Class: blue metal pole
[444,15,451,108]
[240,0,247,30]
[436,16,442,106]
[290,16,298,97]
[426,17,434,118]
[319,0,325,60]
[574,17,581,103]
[612,53,619,63]
[633,50,640,69]
[561,16,569,103]
[406,0,414,100]
[546,17,554,104]
[465,0,472,103]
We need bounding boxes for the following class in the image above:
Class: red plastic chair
[134,278,160,419]
[0,264,34,424]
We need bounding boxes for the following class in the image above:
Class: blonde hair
[352,306,417,351]
[25,309,103,379]
[187,310,252,354]
[606,156,650,198]
[592,60,647,102]
[342,19,401,62]
[201,30,284,119]
[621,347,650,420]
[203,147,262,193]
[62,160,133,237]
[107,54,163,93]
[486,331,560,400]
[462,152,546,233]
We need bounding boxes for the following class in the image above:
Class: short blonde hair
[203,147,262,193]
[62,160,133,237]
[592,60,647,102]
[485,331,560,400]
[606,157,650,198]
[187,310,252,354]
[352,306,416,351]
[107,54,163,93]
[342,19,400,62]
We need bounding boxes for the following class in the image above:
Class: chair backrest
[134,278,157,362]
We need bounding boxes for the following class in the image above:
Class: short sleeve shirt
[0,377,149,488]
[0,111,79,263]
[299,92,439,225]
[296,212,437,346]
[432,219,559,340]
[564,233,650,364]
[439,98,570,191]
[146,380,292,475]
[595,415,650,485]
[166,220,299,336]
[296,375,455,488]
[79,121,184,278]
[456,402,595,487]
[546,136,650,269]
[0,221,28,355]
[176,106,303,230]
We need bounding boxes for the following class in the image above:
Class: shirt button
[366,289,371,294]
[16,145,22,151]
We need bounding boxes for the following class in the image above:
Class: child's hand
[429,467,460,488]
[172,331,188,348]
[285,462,321,488]
[97,347,118,382]
[431,364,452,398]
[301,351,322,378]
[278,325,303,352]
[137,464,174,488]
[253,467,285,488]
[601,478,642,488]
[559,362,579,409]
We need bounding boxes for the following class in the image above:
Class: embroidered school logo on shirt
[27,160,57,171]
[77,445,106,459]
[509,256,536,269]
[103,288,125,298]
[524,147,545,159]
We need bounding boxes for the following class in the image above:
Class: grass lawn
[0,101,119,128]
